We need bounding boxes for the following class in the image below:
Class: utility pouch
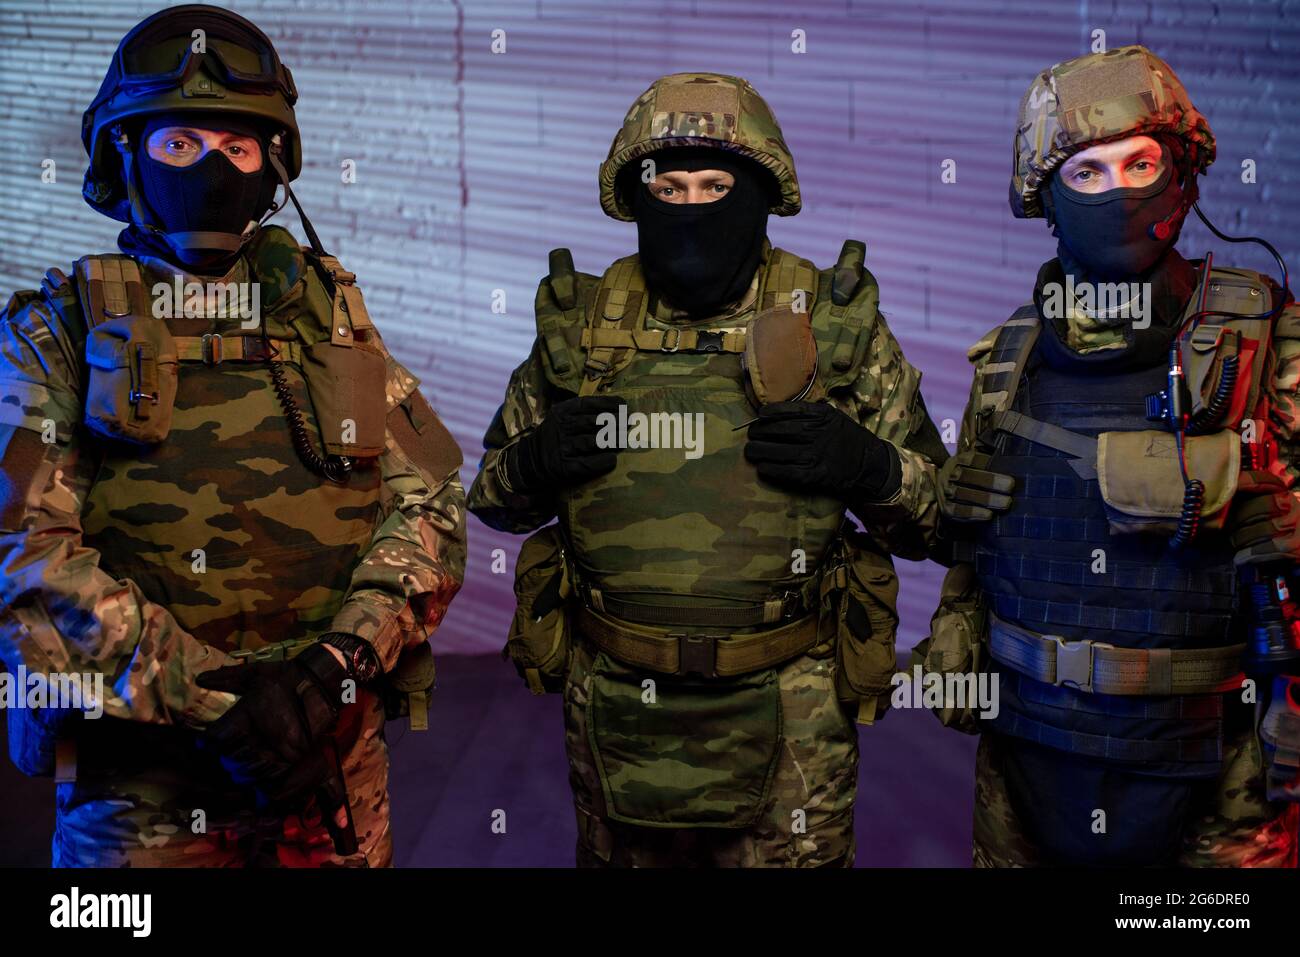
[381,641,436,731]
[505,524,573,694]
[6,702,78,778]
[587,651,782,827]
[299,338,388,458]
[742,304,819,408]
[912,562,987,734]
[1097,429,1239,535]
[820,527,900,723]
[84,316,179,445]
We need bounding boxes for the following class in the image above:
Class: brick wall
[2,0,1297,653]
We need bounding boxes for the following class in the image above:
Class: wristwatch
[320,632,381,683]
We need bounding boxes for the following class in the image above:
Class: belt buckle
[696,330,724,353]
[675,633,721,678]
[662,328,681,353]
[202,332,224,365]
[1051,635,1094,692]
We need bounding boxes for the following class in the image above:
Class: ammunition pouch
[1097,429,1239,535]
[505,524,573,694]
[5,699,79,778]
[84,314,179,445]
[298,337,388,458]
[380,641,436,730]
[741,304,819,408]
[818,526,901,724]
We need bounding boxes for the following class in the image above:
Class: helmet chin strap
[113,123,258,259]
[266,132,326,256]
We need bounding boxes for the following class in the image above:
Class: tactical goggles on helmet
[112,7,296,103]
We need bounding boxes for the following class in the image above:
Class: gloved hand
[504,395,624,494]
[195,643,347,807]
[939,449,1016,523]
[743,400,899,501]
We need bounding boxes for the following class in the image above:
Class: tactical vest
[67,227,389,656]
[534,243,878,630]
[963,265,1277,775]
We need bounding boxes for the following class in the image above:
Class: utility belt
[575,604,819,679]
[988,613,1245,696]
[505,521,901,723]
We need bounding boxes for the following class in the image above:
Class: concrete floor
[1,654,978,867]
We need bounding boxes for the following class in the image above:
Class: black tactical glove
[502,395,624,494]
[743,400,900,502]
[196,643,348,806]
[939,449,1016,523]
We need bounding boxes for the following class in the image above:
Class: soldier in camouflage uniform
[918,46,1300,867]
[469,73,946,867]
[0,5,466,866]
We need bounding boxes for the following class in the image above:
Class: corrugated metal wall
[2,0,1297,653]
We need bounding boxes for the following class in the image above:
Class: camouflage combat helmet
[82,4,301,222]
[1011,45,1216,219]
[599,72,800,221]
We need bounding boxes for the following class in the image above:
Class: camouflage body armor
[474,73,946,866]
[3,226,439,865]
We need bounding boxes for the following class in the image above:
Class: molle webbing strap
[1181,267,1274,422]
[580,258,649,396]
[976,307,1041,431]
[584,586,796,627]
[75,256,150,329]
[312,254,373,348]
[988,613,1245,695]
[171,334,302,366]
[987,409,1099,480]
[759,248,819,313]
[579,326,746,354]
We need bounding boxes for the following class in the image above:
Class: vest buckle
[674,633,720,678]
[696,330,724,353]
[1051,635,1096,692]
[202,333,224,365]
[661,328,681,352]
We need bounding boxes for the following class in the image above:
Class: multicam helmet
[599,72,800,221]
[81,4,301,222]
[1010,45,1215,219]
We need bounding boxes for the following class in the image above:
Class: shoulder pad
[968,304,1037,364]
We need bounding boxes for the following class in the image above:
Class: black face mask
[1048,161,1187,282]
[629,149,772,317]
[131,117,275,272]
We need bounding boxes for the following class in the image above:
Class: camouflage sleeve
[832,312,946,560]
[326,356,467,673]
[0,287,236,727]
[1267,305,1300,493]
[466,339,561,533]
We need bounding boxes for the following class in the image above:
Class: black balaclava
[120,114,277,274]
[1046,139,1189,283]
[627,147,774,317]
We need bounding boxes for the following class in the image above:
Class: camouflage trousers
[563,639,859,867]
[973,726,1298,868]
[52,691,393,868]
